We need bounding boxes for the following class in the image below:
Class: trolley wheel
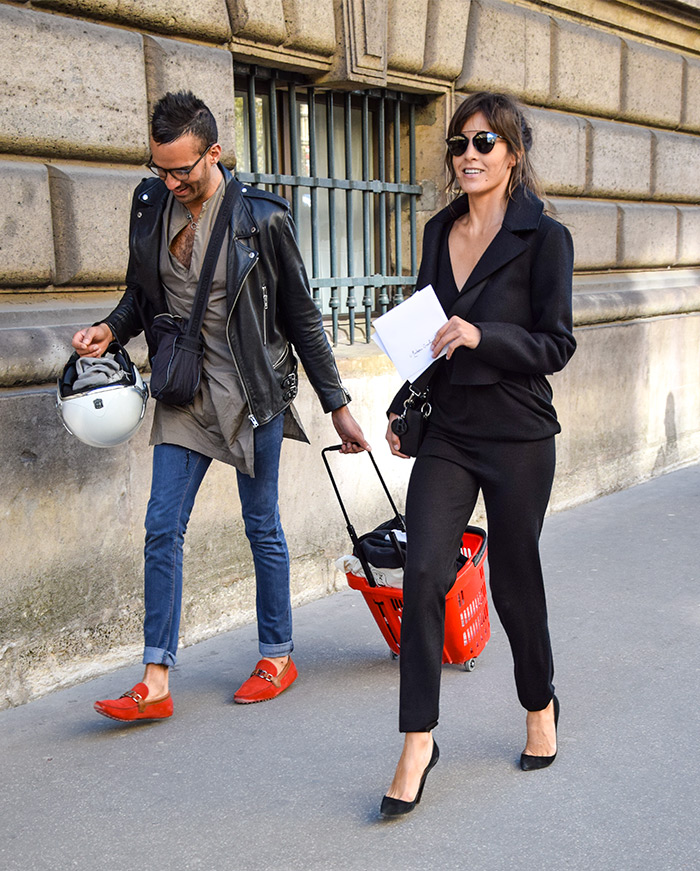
[462,658,477,672]
[390,651,399,660]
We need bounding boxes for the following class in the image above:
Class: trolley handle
[464,524,488,568]
[321,445,406,588]
[321,446,405,532]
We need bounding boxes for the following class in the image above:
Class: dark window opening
[234,64,424,344]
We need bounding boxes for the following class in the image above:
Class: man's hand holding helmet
[72,323,114,358]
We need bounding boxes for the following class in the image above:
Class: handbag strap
[184,179,238,339]
[407,357,440,399]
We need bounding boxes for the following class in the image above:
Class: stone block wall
[1,0,700,706]
[47,167,146,286]
[0,5,149,161]
[0,163,54,287]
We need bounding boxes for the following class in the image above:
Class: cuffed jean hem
[143,646,177,667]
[259,640,294,657]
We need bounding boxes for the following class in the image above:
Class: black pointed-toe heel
[380,740,440,818]
[520,695,559,771]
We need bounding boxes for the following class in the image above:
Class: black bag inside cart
[353,517,468,574]
[353,518,407,569]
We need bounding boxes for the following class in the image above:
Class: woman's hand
[71,323,113,357]
[431,316,481,360]
[386,413,409,459]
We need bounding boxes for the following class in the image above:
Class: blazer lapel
[458,187,544,291]
[446,276,489,319]
[462,228,528,291]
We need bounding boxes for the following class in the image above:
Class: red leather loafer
[94,682,173,722]
[233,658,298,704]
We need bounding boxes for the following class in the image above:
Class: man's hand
[331,406,371,454]
[386,413,409,459]
[431,316,481,360]
[71,323,114,358]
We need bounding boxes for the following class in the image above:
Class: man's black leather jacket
[103,164,350,433]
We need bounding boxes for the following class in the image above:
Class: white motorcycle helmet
[56,342,149,448]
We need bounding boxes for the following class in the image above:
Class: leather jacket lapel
[131,179,169,311]
[227,171,257,240]
[218,167,262,311]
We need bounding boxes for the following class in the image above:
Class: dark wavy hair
[445,91,542,201]
[150,91,218,148]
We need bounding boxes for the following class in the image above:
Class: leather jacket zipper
[227,249,260,427]
[262,285,268,346]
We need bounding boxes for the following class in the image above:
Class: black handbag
[149,182,237,406]
[390,361,439,457]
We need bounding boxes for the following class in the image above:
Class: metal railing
[234,65,424,344]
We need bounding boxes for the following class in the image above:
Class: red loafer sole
[93,701,173,722]
[94,683,173,722]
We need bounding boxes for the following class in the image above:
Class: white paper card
[372,284,448,381]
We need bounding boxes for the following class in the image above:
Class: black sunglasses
[445,131,507,156]
[147,143,215,181]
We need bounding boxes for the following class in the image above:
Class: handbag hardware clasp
[404,389,431,418]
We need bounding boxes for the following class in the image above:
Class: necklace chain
[186,211,199,231]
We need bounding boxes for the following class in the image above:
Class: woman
[380,92,576,817]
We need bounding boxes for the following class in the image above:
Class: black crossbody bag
[390,360,439,457]
[149,182,237,406]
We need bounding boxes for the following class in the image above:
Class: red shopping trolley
[322,446,490,671]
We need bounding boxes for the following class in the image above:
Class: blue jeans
[142,414,292,667]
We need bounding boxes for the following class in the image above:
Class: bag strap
[184,179,238,339]
[408,358,440,398]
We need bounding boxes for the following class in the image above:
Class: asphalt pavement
[1,463,699,871]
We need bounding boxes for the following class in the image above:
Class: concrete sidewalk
[2,464,699,871]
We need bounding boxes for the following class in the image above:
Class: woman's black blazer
[389,187,576,415]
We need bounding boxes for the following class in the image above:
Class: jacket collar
[432,185,544,232]
[221,165,259,241]
[421,186,544,293]
[137,164,259,241]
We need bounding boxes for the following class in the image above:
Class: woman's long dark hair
[445,92,542,201]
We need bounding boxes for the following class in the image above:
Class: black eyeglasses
[147,143,215,181]
[445,131,507,156]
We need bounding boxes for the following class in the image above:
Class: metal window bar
[269,71,280,195]
[393,97,404,307]
[288,83,301,222]
[327,91,340,344]
[377,97,389,315]
[344,91,356,342]
[234,65,423,344]
[362,93,372,342]
[409,102,418,279]
[308,86,321,311]
[247,73,258,175]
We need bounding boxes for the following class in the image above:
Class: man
[72,91,369,721]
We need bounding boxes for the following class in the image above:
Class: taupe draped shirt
[149,178,256,474]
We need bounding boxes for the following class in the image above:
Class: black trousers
[399,435,556,732]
